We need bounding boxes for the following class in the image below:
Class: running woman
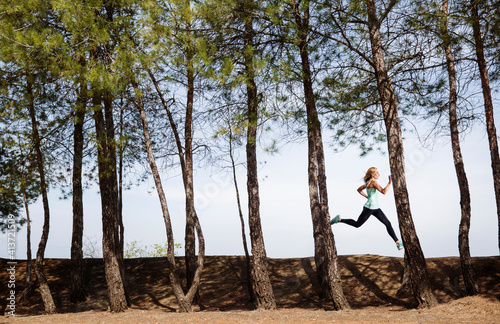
[330,167,403,250]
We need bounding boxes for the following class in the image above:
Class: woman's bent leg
[372,209,399,242]
[341,207,373,228]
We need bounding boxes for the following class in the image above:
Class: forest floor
[1,255,499,323]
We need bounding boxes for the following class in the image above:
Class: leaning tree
[320,0,438,308]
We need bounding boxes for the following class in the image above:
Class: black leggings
[340,207,399,242]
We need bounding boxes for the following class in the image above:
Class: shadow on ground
[1,255,499,316]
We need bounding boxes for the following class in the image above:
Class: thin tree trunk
[184,32,199,297]
[243,9,276,311]
[146,68,186,176]
[293,0,349,310]
[146,63,200,297]
[440,0,479,295]
[116,96,130,306]
[228,107,255,303]
[21,188,34,303]
[118,97,125,266]
[92,86,127,312]
[470,0,500,253]
[27,77,57,314]
[70,82,88,303]
[131,78,205,313]
[366,0,438,308]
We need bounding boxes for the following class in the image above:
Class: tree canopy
[1,0,498,313]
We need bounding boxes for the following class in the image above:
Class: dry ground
[1,255,499,323]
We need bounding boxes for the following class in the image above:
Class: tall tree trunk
[131,78,205,313]
[243,9,276,311]
[102,4,127,299]
[440,0,479,295]
[118,98,125,266]
[70,82,88,303]
[105,89,129,307]
[92,86,127,312]
[293,0,350,310]
[89,3,128,310]
[366,0,438,308]
[116,96,129,306]
[184,31,199,297]
[144,61,200,297]
[27,77,57,314]
[228,107,255,303]
[118,97,126,264]
[470,0,500,253]
[21,187,34,303]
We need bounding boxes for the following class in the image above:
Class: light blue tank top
[364,186,379,209]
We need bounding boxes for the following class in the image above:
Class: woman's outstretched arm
[373,176,392,194]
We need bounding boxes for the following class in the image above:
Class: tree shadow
[3,255,499,316]
[146,293,177,311]
[300,257,322,295]
[339,256,409,308]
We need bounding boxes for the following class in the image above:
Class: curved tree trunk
[27,77,57,314]
[470,0,500,254]
[366,0,438,308]
[70,81,88,303]
[147,67,200,298]
[293,0,350,310]
[440,0,479,295]
[145,61,200,298]
[132,77,205,313]
[184,38,199,298]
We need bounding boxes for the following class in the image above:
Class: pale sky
[2,126,499,260]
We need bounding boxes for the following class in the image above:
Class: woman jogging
[331,167,403,250]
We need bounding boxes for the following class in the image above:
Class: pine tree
[129,75,206,312]
[287,0,349,310]
[435,0,480,296]
[318,0,438,308]
[138,0,205,297]
[0,0,69,312]
[199,0,278,309]
[365,0,437,308]
[468,0,500,253]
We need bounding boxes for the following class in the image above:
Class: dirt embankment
[1,255,499,323]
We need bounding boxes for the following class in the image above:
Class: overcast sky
[2,122,499,260]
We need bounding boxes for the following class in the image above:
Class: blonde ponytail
[364,167,378,183]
